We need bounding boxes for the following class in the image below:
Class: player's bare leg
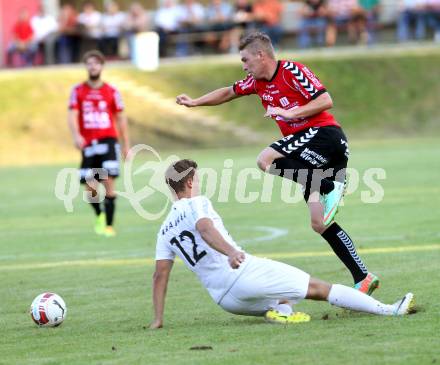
[257,147,336,209]
[258,148,377,293]
[256,147,284,172]
[102,176,115,196]
[307,192,326,234]
[102,177,117,237]
[305,278,414,316]
[84,179,105,235]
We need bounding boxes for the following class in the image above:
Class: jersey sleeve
[155,236,176,261]
[68,86,79,110]
[188,196,212,226]
[113,88,124,112]
[232,74,257,96]
[283,61,327,100]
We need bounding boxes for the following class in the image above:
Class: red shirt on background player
[69,81,124,146]
[175,32,379,295]
[67,50,130,238]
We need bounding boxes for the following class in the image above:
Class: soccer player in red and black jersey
[176,32,379,295]
[67,50,130,237]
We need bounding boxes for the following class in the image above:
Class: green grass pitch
[1,138,439,365]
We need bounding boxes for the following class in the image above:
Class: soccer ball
[30,292,67,327]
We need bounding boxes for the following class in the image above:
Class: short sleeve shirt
[156,196,250,303]
[233,60,340,136]
[68,82,123,145]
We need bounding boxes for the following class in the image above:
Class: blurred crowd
[298,0,440,47]
[6,0,440,67]
[7,1,149,66]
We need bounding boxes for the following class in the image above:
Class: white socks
[273,303,293,316]
[328,284,395,316]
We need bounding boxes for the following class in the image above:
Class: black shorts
[270,126,349,181]
[79,138,120,184]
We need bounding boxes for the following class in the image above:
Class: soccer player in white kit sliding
[150,159,415,329]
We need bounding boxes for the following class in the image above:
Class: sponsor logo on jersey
[279,97,289,107]
[262,93,273,102]
[87,93,104,100]
[83,111,111,129]
[98,101,107,110]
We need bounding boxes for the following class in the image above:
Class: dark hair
[239,31,275,57]
[165,159,198,194]
[82,50,105,64]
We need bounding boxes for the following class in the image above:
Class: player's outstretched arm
[176,86,239,107]
[265,92,333,120]
[196,218,245,269]
[150,259,174,329]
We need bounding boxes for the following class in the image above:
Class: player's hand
[228,250,246,269]
[264,106,285,118]
[74,135,85,150]
[176,94,196,107]
[122,145,132,160]
[149,319,163,329]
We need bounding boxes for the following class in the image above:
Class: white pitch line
[238,226,289,246]
[1,224,439,261]
[0,225,286,261]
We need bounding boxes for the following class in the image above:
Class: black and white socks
[322,223,368,284]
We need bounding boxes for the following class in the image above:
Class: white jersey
[156,196,250,303]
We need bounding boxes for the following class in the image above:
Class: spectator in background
[298,0,329,48]
[78,1,102,51]
[57,3,80,63]
[125,2,150,58]
[253,0,283,47]
[31,4,58,64]
[178,0,206,29]
[205,0,234,53]
[100,1,126,57]
[326,0,358,46]
[426,0,440,41]
[125,2,149,33]
[175,0,206,56]
[352,0,380,44]
[7,8,37,67]
[155,0,181,57]
[230,0,254,53]
[396,0,428,41]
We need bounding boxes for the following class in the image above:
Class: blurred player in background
[149,159,414,329]
[67,50,130,237]
[176,32,379,295]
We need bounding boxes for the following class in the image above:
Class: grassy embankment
[1,48,439,165]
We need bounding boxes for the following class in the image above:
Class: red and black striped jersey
[233,60,340,136]
[68,82,124,146]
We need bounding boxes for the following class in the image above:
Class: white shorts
[218,256,310,316]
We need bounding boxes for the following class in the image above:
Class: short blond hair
[239,31,275,58]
